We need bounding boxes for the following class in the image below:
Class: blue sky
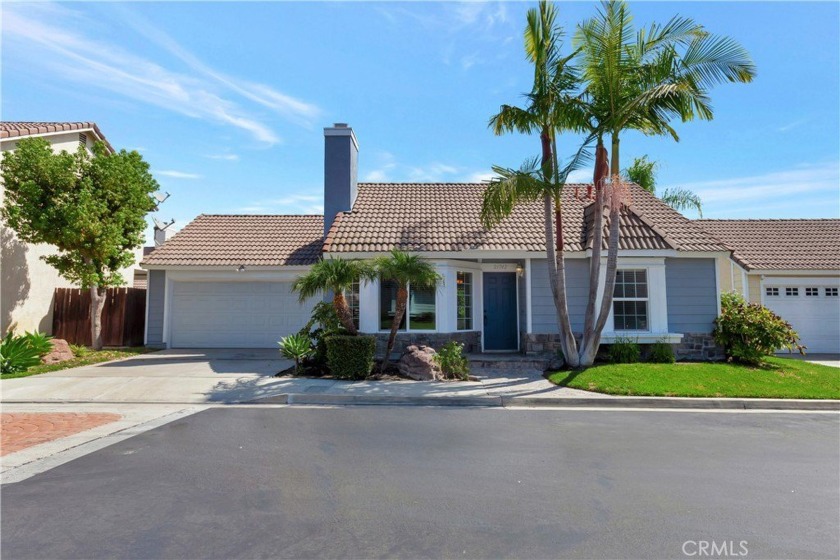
[3,1,838,241]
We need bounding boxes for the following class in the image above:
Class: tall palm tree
[292,258,376,335]
[570,0,755,365]
[624,155,703,216]
[481,0,590,367]
[374,250,442,372]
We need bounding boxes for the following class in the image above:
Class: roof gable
[1,121,114,153]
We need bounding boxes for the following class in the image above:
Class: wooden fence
[52,287,146,347]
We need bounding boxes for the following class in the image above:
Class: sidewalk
[246,372,840,411]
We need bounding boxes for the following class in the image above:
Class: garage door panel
[170,281,316,348]
[764,279,840,353]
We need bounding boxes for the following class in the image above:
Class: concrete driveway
[0,349,305,404]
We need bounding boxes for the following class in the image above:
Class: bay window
[379,280,436,331]
[457,272,473,330]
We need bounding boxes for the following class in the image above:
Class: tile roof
[1,121,114,153]
[324,183,727,254]
[696,219,840,271]
[141,215,324,267]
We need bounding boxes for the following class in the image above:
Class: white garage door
[763,279,840,354]
[170,281,315,348]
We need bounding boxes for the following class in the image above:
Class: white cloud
[236,193,323,215]
[205,154,240,162]
[466,171,496,183]
[778,118,808,133]
[408,163,460,182]
[157,170,202,179]
[2,3,319,144]
[566,169,594,184]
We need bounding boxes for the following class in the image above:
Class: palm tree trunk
[610,134,620,176]
[544,194,579,367]
[382,285,408,372]
[583,142,609,342]
[333,291,358,335]
[580,194,622,366]
[90,285,105,351]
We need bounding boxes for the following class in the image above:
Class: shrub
[647,340,675,363]
[325,335,375,380]
[433,341,470,380]
[0,332,43,374]
[70,344,91,358]
[278,333,313,374]
[608,336,641,363]
[298,301,347,369]
[714,292,803,365]
[23,331,53,357]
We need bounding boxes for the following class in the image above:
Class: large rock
[41,338,75,365]
[398,345,441,381]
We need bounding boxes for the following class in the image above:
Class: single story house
[141,124,733,359]
[1,121,147,335]
[696,219,840,353]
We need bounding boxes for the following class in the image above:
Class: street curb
[253,393,840,411]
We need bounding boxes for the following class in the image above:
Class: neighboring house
[1,121,146,335]
[141,124,730,359]
[696,219,840,353]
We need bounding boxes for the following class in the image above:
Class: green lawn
[1,347,153,380]
[547,357,840,399]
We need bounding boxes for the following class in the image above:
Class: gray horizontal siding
[530,259,590,333]
[146,270,166,346]
[665,258,717,334]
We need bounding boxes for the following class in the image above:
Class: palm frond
[374,250,443,289]
[660,187,703,216]
[480,157,550,229]
[292,258,376,302]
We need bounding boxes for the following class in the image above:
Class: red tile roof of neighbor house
[324,183,727,253]
[696,219,840,271]
[0,121,114,153]
[142,184,727,268]
[141,215,325,267]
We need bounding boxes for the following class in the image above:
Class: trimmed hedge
[325,335,376,380]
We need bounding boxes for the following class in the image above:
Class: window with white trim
[826,287,839,297]
[456,272,473,330]
[765,287,779,297]
[346,281,360,329]
[613,269,648,331]
[806,287,819,297]
[785,287,799,297]
[379,280,436,331]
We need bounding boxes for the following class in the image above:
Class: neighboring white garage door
[170,281,315,348]
[762,278,840,354]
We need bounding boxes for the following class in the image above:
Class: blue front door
[483,272,518,351]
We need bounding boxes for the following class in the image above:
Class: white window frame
[456,271,475,331]
[785,287,799,297]
[826,287,839,297]
[805,287,819,297]
[595,258,669,338]
[612,269,651,332]
[766,287,780,297]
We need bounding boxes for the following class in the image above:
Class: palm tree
[569,0,755,365]
[292,258,376,335]
[374,250,442,372]
[624,155,703,216]
[481,0,590,367]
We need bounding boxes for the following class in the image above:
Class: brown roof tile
[696,219,840,271]
[1,121,114,153]
[324,183,726,254]
[141,215,324,267]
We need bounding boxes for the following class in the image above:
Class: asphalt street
[2,407,838,559]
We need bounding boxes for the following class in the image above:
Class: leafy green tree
[624,155,703,216]
[292,258,376,335]
[1,138,158,350]
[374,250,442,372]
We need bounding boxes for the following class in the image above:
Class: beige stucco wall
[1,131,144,335]
[747,275,761,304]
[716,256,732,293]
